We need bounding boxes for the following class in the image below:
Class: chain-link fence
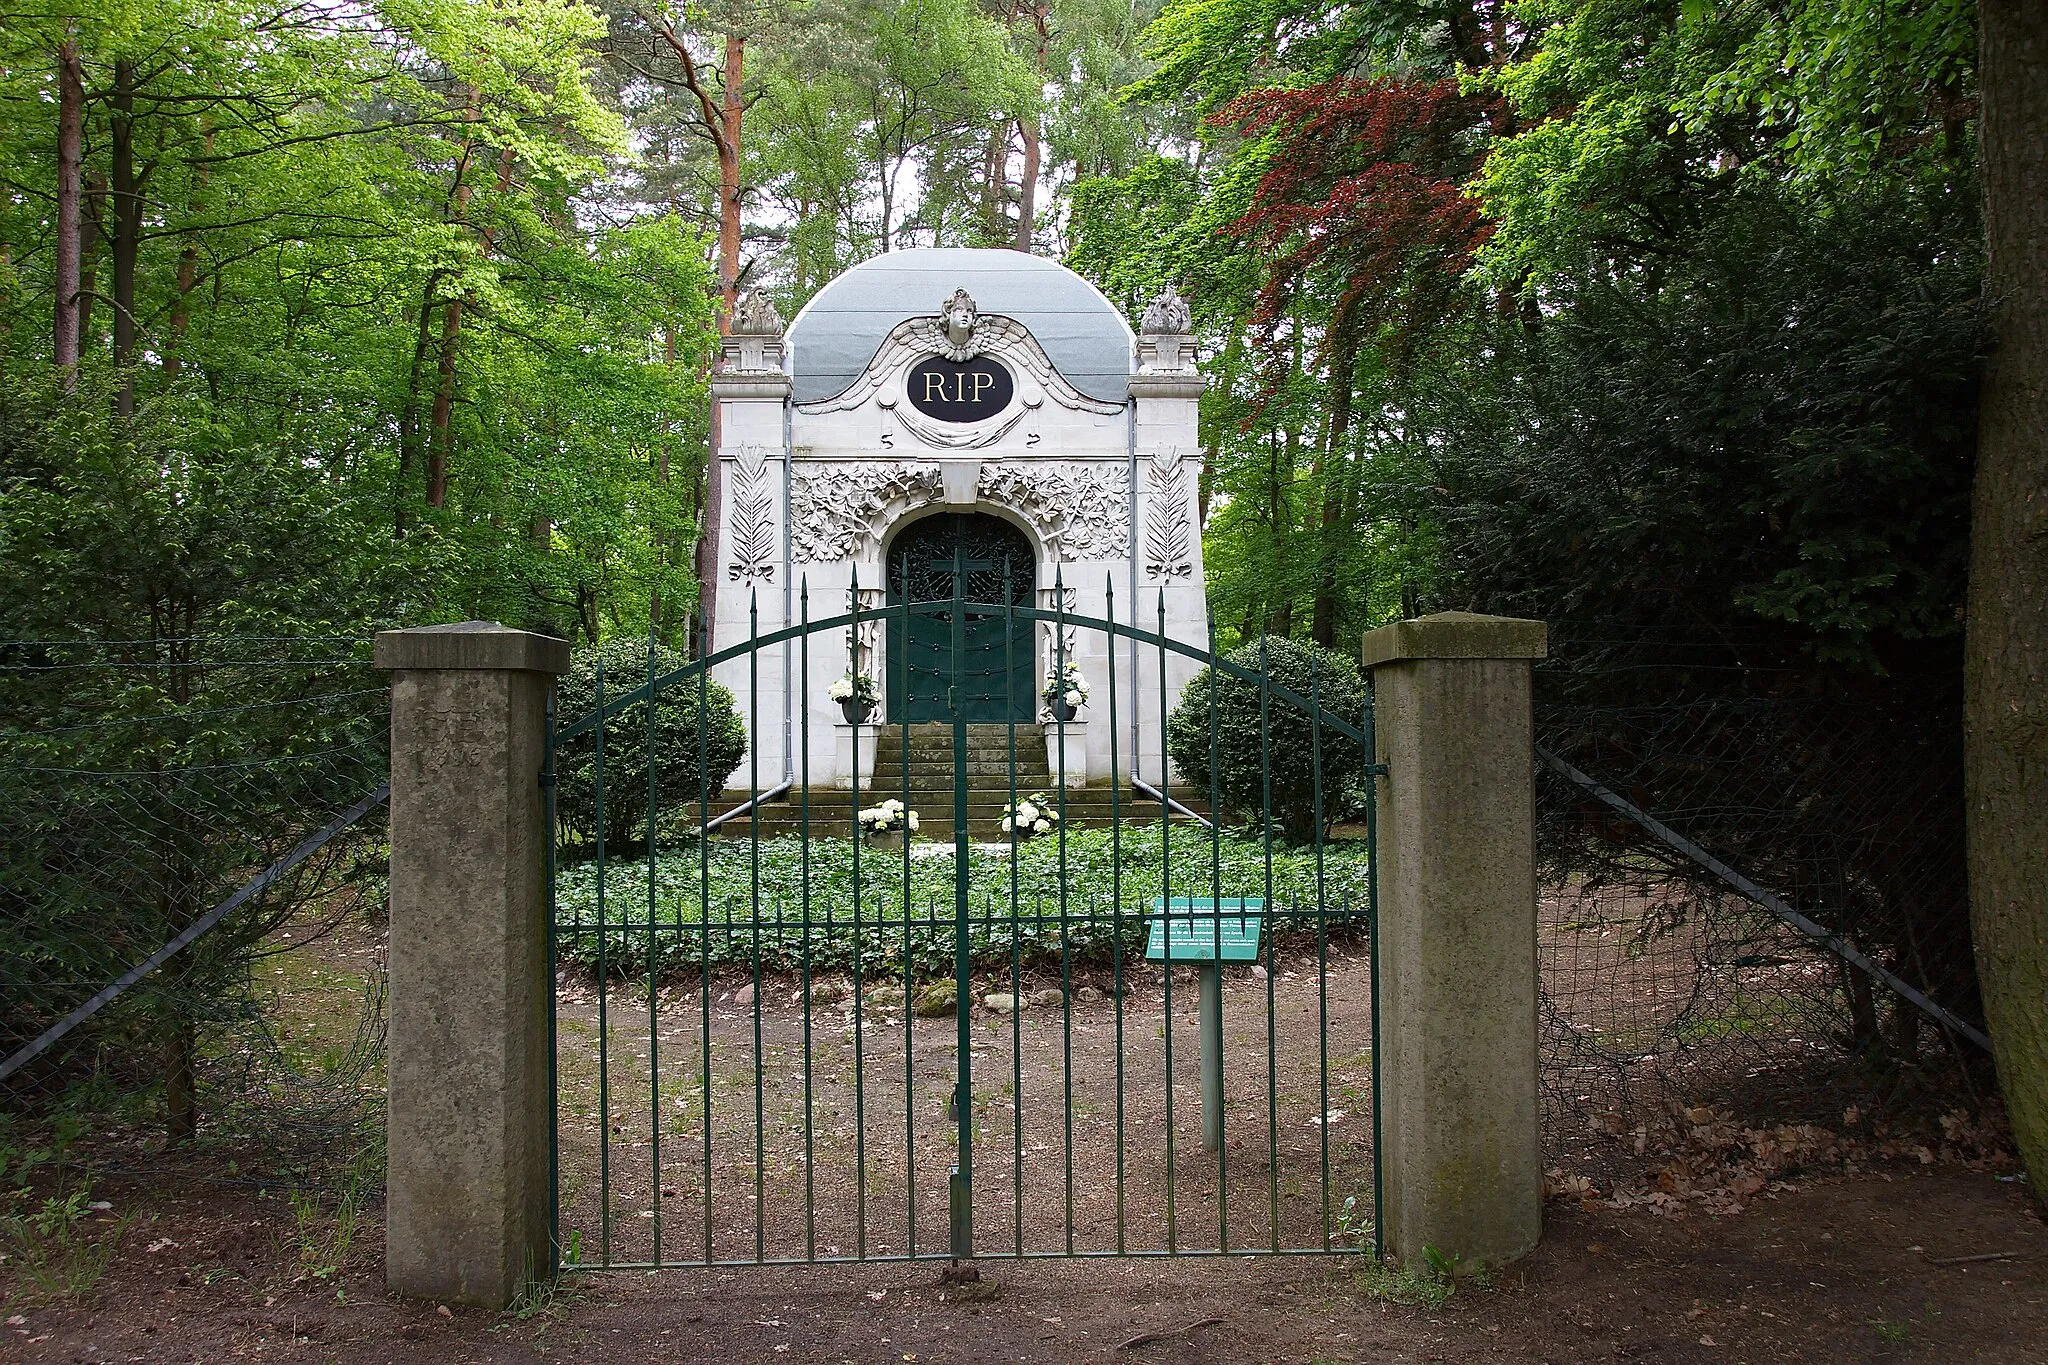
[1528,623,1997,1185]
[0,623,2003,1205]
[0,638,389,1187]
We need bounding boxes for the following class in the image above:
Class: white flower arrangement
[998,791,1060,839]
[827,671,880,705]
[857,798,918,835]
[1041,661,1088,714]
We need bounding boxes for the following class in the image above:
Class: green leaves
[0,0,721,648]
[1419,183,1982,668]
[552,825,1374,976]
[1165,636,1369,843]
[552,640,749,847]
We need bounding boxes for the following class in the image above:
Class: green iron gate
[544,572,1383,1269]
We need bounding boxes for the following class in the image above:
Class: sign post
[1146,898,1264,1153]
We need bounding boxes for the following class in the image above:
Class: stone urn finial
[1139,283,1191,337]
[721,290,788,377]
[1137,284,1195,374]
[732,290,784,336]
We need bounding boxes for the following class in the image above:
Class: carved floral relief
[977,462,1130,562]
[789,462,946,563]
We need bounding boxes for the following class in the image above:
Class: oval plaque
[905,355,1014,423]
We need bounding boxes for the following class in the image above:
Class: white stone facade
[707,249,1206,793]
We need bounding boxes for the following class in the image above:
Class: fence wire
[0,626,1999,1203]
[1529,623,1989,1173]
[0,638,389,1186]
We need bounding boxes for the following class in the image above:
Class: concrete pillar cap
[374,622,571,674]
[1360,611,1548,668]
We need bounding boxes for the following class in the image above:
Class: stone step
[872,743,1057,759]
[716,800,1171,817]
[709,784,1207,804]
[702,788,1213,838]
[707,814,1208,840]
[869,764,1054,779]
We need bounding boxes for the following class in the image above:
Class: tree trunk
[164,1010,196,1143]
[426,298,461,508]
[1967,0,2048,1192]
[111,60,140,415]
[396,274,439,531]
[1311,302,1363,647]
[77,173,106,346]
[166,128,213,380]
[423,100,507,512]
[1013,5,1049,252]
[697,33,747,647]
[718,33,745,319]
[1014,117,1040,252]
[979,130,1004,242]
[53,35,84,380]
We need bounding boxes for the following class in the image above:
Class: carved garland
[790,462,946,563]
[977,462,1129,562]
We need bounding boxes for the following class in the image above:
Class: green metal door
[887,514,1033,722]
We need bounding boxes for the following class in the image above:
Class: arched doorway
[885,512,1035,722]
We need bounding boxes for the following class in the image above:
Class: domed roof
[786,248,1134,404]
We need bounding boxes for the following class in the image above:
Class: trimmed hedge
[1165,635,1367,842]
[554,639,747,846]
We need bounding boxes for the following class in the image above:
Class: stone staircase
[706,723,1208,839]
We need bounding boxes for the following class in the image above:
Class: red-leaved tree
[1215,77,1496,641]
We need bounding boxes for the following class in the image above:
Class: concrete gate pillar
[375,621,568,1307]
[1361,611,1547,1271]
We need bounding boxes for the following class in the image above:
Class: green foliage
[754,0,1038,271]
[1165,637,1367,842]
[552,640,748,847]
[0,376,394,1116]
[1473,0,1977,288]
[1420,183,1981,666]
[1352,1248,1456,1310]
[0,1186,132,1305]
[553,824,1373,975]
[289,1159,372,1287]
[0,3,718,647]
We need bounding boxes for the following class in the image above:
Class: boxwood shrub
[1165,635,1367,842]
[554,638,747,847]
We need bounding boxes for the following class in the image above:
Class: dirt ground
[3,1164,2043,1363]
[546,956,1382,1267]
[8,908,2038,1363]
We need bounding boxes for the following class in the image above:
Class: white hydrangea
[858,796,915,833]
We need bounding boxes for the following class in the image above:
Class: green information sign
[1144,898,1265,963]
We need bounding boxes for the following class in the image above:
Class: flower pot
[840,699,875,726]
[864,829,906,851]
[1050,699,1078,723]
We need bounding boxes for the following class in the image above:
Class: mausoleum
[707,247,1205,795]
